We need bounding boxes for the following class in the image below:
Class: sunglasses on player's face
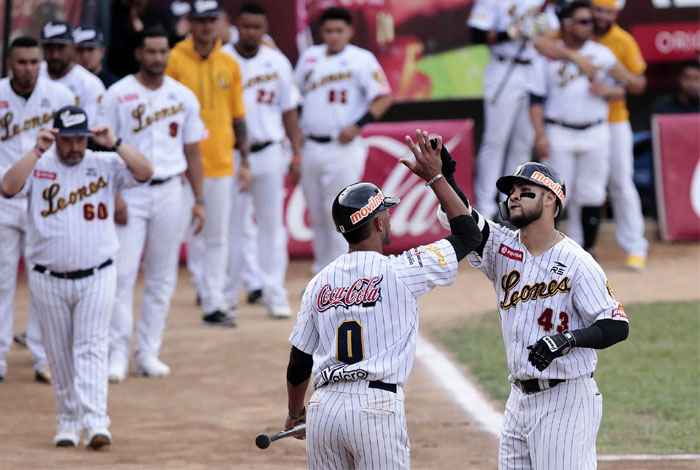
[572,18,594,25]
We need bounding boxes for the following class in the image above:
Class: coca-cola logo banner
[285,119,474,257]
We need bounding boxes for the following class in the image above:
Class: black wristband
[288,406,306,420]
[355,111,375,128]
[111,137,122,152]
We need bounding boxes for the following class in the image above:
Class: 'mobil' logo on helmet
[350,192,384,225]
[531,171,565,206]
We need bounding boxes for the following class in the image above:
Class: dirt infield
[1,224,698,470]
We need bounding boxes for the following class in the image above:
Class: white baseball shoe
[268,304,292,319]
[134,356,170,378]
[85,427,111,450]
[108,356,128,383]
[54,429,80,447]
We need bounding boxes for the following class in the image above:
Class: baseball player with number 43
[284,130,482,469]
[436,147,629,468]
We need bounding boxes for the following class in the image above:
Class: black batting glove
[430,138,457,181]
[527,330,576,371]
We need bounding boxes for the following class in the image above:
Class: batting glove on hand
[429,138,457,181]
[527,330,576,371]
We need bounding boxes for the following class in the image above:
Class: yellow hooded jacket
[166,37,245,177]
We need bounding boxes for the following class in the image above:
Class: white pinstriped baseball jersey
[0,77,75,224]
[468,220,629,380]
[98,75,205,179]
[294,44,390,137]
[290,238,458,390]
[39,61,105,121]
[222,44,300,144]
[18,149,144,271]
[528,39,617,125]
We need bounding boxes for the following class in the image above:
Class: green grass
[435,300,700,454]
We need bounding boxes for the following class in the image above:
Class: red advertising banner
[632,22,700,63]
[285,119,474,257]
[652,113,700,241]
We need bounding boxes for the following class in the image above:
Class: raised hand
[402,129,443,183]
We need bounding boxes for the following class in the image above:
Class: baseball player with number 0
[295,6,392,274]
[1,106,153,448]
[0,37,75,384]
[284,130,482,469]
[436,147,629,468]
[100,27,206,382]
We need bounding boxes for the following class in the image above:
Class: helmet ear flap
[498,199,510,221]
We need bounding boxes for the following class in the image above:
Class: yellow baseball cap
[593,0,618,9]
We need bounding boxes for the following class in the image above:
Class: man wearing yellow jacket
[534,0,648,270]
[166,0,250,326]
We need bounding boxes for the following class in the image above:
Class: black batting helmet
[332,182,400,233]
[496,162,566,220]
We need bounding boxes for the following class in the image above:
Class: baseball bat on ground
[255,424,306,449]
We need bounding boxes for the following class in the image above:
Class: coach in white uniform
[39,20,105,122]
[468,0,554,220]
[222,2,302,319]
[285,131,481,469]
[437,158,629,469]
[1,106,153,449]
[100,28,206,382]
[529,1,623,255]
[0,37,75,383]
[295,6,392,274]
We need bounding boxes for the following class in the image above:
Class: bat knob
[255,433,271,449]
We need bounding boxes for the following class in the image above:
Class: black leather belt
[149,175,175,186]
[513,373,593,394]
[545,118,604,130]
[33,259,113,280]
[496,54,532,65]
[307,135,332,144]
[251,141,273,152]
[368,380,397,393]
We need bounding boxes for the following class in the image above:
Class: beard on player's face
[47,58,69,76]
[56,136,87,166]
[509,194,544,228]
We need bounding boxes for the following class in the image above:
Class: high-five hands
[402,129,443,183]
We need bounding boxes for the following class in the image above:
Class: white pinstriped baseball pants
[301,138,366,274]
[29,265,115,432]
[0,220,47,376]
[110,178,184,364]
[306,381,410,470]
[499,375,602,470]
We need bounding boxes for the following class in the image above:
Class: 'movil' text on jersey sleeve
[468,221,629,380]
[0,77,75,225]
[528,40,617,125]
[22,149,144,272]
[98,75,205,179]
[294,44,391,137]
[223,44,300,144]
[39,62,105,122]
[289,239,458,390]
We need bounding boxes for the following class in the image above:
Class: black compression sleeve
[570,319,629,349]
[446,215,482,261]
[287,346,313,386]
[471,27,510,44]
[445,174,470,209]
[442,174,489,257]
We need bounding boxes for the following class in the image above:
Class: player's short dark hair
[557,0,592,21]
[9,36,39,51]
[136,27,170,48]
[237,2,267,17]
[320,7,353,26]
[341,216,374,244]
[680,59,700,73]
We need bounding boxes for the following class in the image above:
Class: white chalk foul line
[416,334,502,436]
[416,334,700,463]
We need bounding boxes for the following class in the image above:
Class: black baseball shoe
[13,332,27,347]
[202,310,237,328]
[247,289,263,304]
